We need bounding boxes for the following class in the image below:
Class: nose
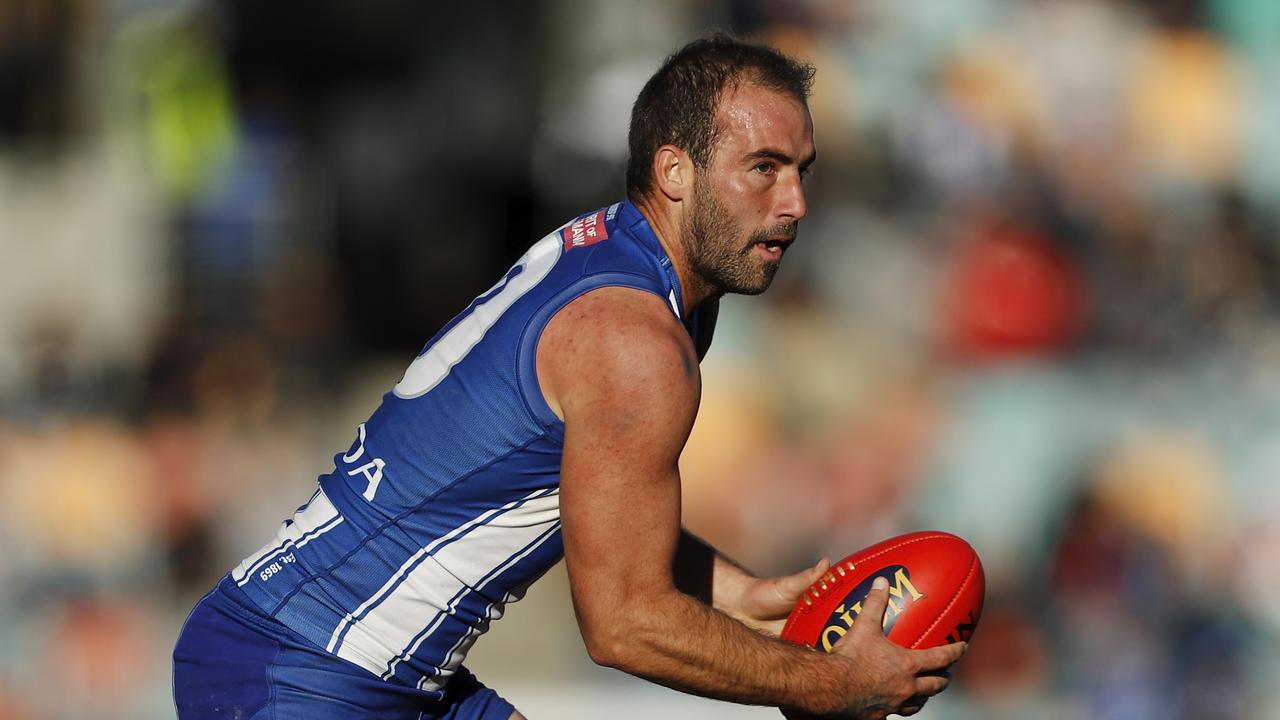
[778,171,807,222]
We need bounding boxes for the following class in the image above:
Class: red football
[780,531,985,651]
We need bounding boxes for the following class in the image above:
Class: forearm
[593,583,848,713]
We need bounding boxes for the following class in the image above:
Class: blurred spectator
[943,213,1083,360]
[1047,442,1254,720]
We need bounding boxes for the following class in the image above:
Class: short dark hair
[625,32,815,200]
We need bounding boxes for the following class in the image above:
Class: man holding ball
[173,33,965,720]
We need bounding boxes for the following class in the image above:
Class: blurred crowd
[3,0,1280,718]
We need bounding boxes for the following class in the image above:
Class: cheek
[715,176,769,223]
[721,170,764,197]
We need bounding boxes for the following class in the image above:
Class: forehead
[712,82,815,160]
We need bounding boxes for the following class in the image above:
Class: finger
[913,672,951,698]
[759,558,834,614]
[899,696,928,717]
[912,641,967,672]
[853,576,890,633]
[789,557,832,595]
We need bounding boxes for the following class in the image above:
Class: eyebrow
[744,148,818,170]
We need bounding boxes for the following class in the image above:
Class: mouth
[755,237,794,259]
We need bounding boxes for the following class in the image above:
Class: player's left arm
[675,297,828,636]
[673,530,829,637]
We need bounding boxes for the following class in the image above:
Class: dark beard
[683,178,792,296]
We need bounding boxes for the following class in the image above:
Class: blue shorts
[173,577,516,720]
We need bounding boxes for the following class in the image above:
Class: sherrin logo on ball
[780,531,985,651]
[814,564,923,651]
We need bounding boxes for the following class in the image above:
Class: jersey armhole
[515,272,674,442]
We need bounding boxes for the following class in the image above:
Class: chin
[729,271,777,296]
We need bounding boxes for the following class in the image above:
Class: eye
[799,166,813,182]
[753,161,776,175]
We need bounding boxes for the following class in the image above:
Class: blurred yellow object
[942,43,1046,153]
[1126,30,1245,183]
[114,9,239,198]
[1093,432,1229,572]
[0,419,157,570]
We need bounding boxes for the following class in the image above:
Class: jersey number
[348,234,561,503]
[393,233,562,399]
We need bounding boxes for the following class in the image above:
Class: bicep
[541,289,701,627]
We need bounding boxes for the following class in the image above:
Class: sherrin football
[780,531,985,652]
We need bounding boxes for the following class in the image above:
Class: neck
[631,193,720,314]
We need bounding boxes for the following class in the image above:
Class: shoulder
[536,286,700,425]
[555,203,665,282]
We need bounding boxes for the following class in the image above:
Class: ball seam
[907,554,976,649]
[799,533,961,614]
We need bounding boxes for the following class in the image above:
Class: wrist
[673,530,757,612]
[710,552,756,613]
[794,650,859,715]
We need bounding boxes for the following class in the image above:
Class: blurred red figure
[944,218,1083,360]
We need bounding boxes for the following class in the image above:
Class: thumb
[748,558,834,621]
[854,575,891,635]
[802,557,831,588]
[779,557,831,600]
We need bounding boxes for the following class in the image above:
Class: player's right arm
[537,287,964,718]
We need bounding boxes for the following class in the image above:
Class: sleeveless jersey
[228,199,706,696]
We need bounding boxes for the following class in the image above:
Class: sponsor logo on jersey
[562,209,610,251]
[819,565,925,652]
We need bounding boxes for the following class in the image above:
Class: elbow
[580,620,635,670]
[577,598,658,672]
[569,578,673,672]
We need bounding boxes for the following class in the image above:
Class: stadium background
[2,0,1279,717]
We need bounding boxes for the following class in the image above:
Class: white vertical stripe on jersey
[391,521,561,687]
[330,490,561,677]
[232,489,343,585]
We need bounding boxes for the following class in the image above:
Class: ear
[652,145,693,202]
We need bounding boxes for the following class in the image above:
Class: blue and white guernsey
[229,200,706,696]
